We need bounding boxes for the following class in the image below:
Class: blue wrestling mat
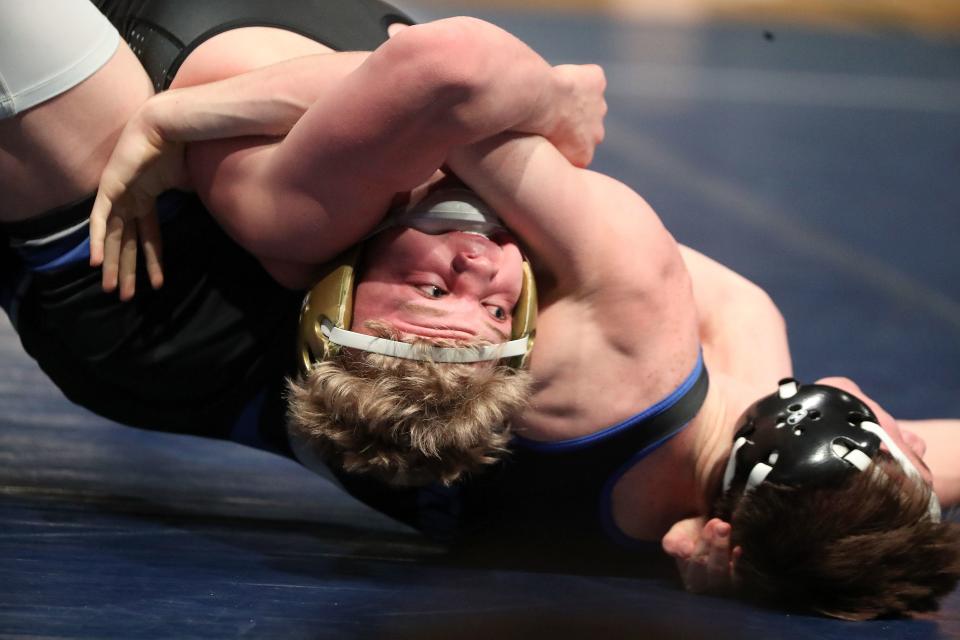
[2,5,958,639]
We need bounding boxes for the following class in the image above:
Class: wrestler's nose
[453,249,498,280]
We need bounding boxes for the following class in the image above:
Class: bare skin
[89,18,605,301]
[0,42,152,220]
[82,13,955,599]
[442,131,958,593]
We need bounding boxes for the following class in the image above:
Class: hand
[543,64,607,168]
[662,516,741,594]
[89,101,189,300]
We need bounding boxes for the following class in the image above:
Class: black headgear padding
[724,378,882,496]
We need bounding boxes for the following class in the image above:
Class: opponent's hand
[661,516,741,594]
[89,102,189,300]
[543,63,607,168]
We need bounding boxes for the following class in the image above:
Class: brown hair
[716,455,960,620]
[286,326,532,487]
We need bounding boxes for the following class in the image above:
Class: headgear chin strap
[297,188,537,372]
[722,378,941,522]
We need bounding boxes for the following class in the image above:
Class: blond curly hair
[286,327,532,487]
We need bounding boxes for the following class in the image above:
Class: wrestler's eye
[485,304,507,321]
[417,285,447,298]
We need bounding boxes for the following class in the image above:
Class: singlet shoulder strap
[515,353,709,468]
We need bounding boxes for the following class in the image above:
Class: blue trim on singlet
[513,353,705,549]
[514,352,705,453]
[598,423,695,550]
[24,228,93,271]
[17,191,183,272]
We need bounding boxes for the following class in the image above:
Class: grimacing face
[350,227,524,346]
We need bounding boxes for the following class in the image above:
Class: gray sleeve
[0,0,120,119]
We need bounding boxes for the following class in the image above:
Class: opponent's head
[722,378,940,520]
[289,186,536,486]
[715,378,958,619]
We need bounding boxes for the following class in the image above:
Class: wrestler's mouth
[391,320,479,342]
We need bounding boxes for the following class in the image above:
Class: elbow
[380,17,504,104]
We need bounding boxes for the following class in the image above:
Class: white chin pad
[322,320,527,363]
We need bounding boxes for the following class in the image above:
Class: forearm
[207,17,596,264]
[446,132,669,294]
[133,52,369,153]
[899,419,960,507]
[121,17,598,268]
[267,17,589,197]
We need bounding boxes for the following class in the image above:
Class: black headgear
[722,378,940,521]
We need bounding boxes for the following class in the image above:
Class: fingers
[138,212,164,291]
[89,191,111,267]
[661,516,703,559]
[118,220,139,301]
[667,517,736,595]
[96,206,163,299]
[101,214,125,293]
[703,519,733,591]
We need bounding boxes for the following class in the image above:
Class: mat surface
[2,4,958,639]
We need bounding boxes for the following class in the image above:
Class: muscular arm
[94,17,604,292]
[89,51,371,292]
[446,133,700,437]
[899,419,960,508]
[190,18,603,275]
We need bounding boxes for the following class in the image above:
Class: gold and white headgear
[297,187,536,372]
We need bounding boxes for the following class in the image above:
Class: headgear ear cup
[298,247,361,373]
[508,260,537,369]
[297,190,537,369]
